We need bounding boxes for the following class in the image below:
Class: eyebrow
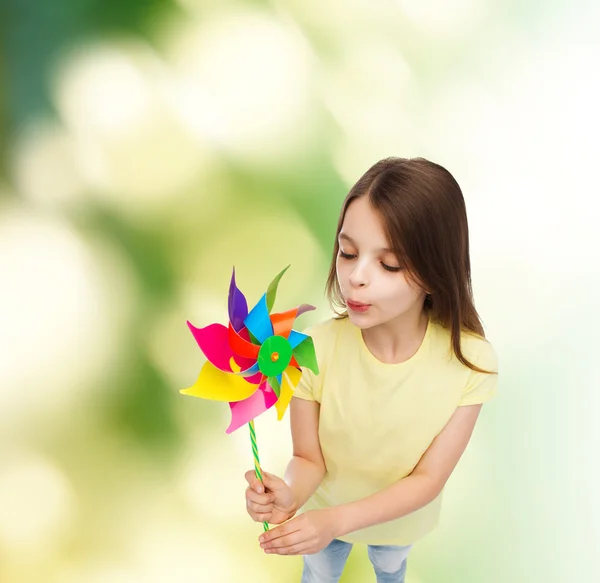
[338,233,393,253]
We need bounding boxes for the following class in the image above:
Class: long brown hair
[326,156,492,373]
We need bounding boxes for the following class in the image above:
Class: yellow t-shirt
[293,315,498,545]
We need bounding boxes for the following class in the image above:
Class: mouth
[346,299,371,313]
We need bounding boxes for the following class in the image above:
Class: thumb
[244,470,264,494]
[262,471,283,490]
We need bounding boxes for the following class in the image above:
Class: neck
[361,307,429,364]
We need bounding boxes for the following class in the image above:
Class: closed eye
[340,250,402,272]
[381,262,402,272]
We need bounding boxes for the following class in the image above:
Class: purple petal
[228,267,249,332]
[296,304,316,317]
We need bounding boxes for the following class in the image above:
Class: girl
[244,157,498,583]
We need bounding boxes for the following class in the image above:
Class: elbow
[294,452,326,477]
[310,458,327,478]
[412,470,444,502]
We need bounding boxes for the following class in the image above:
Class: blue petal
[243,294,273,343]
[237,362,261,377]
[288,329,308,349]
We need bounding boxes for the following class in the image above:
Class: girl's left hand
[259,509,338,556]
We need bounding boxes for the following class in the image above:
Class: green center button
[258,335,292,376]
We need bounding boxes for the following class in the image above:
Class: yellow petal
[275,367,302,420]
[180,361,257,402]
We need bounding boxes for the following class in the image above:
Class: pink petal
[243,371,264,385]
[225,381,277,434]
[232,352,258,373]
[188,321,255,372]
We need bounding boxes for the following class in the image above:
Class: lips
[346,299,371,312]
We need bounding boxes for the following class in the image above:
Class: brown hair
[326,156,492,374]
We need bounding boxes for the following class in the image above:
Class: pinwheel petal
[268,375,280,397]
[228,324,260,359]
[245,371,264,384]
[274,367,302,420]
[244,294,273,343]
[270,307,298,339]
[187,321,234,372]
[180,361,259,402]
[236,361,261,377]
[288,329,308,349]
[296,304,316,317]
[230,357,263,385]
[228,268,249,332]
[292,337,319,374]
[230,352,256,373]
[266,265,290,312]
[226,381,277,434]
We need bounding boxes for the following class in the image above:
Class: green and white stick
[249,419,269,532]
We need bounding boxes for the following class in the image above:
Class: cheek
[377,276,416,302]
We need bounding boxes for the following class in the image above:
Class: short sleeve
[459,339,499,406]
[293,367,319,402]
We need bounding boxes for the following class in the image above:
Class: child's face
[335,196,426,330]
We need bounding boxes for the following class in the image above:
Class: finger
[247,498,273,514]
[244,470,265,494]
[250,511,272,523]
[260,523,302,546]
[269,533,309,551]
[266,543,310,555]
[262,531,303,550]
[260,515,303,544]
[265,540,313,555]
[245,487,273,505]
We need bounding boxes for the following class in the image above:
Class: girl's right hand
[244,470,297,525]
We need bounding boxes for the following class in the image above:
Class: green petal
[248,329,261,345]
[292,337,319,375]
[269,376,281,397]
[266,265,291,313]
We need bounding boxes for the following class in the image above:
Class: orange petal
[270,307,298,339]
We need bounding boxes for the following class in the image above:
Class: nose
[348,262,369,288]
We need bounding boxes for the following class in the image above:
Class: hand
[244,470,297,525]
[258,509,338,555]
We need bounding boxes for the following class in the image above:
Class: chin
[346,311,378,330]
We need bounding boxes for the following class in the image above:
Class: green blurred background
[1,0,599,581]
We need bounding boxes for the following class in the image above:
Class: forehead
[340,197,390,247]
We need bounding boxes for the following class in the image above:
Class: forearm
[333,473,441,538]
[284,455,326,515]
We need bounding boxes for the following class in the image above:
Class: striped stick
[249,419,270,532]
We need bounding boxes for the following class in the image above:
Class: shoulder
[303,316,348,344]
[430,320,498,373]
[460,331,498,373]
[302,316,349,367]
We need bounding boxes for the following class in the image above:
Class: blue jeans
[301,538,412,583]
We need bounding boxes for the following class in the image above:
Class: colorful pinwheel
[180,266,319,530]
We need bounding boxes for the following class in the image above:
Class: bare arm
[283,397,327,516]
[334,404,483,537]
